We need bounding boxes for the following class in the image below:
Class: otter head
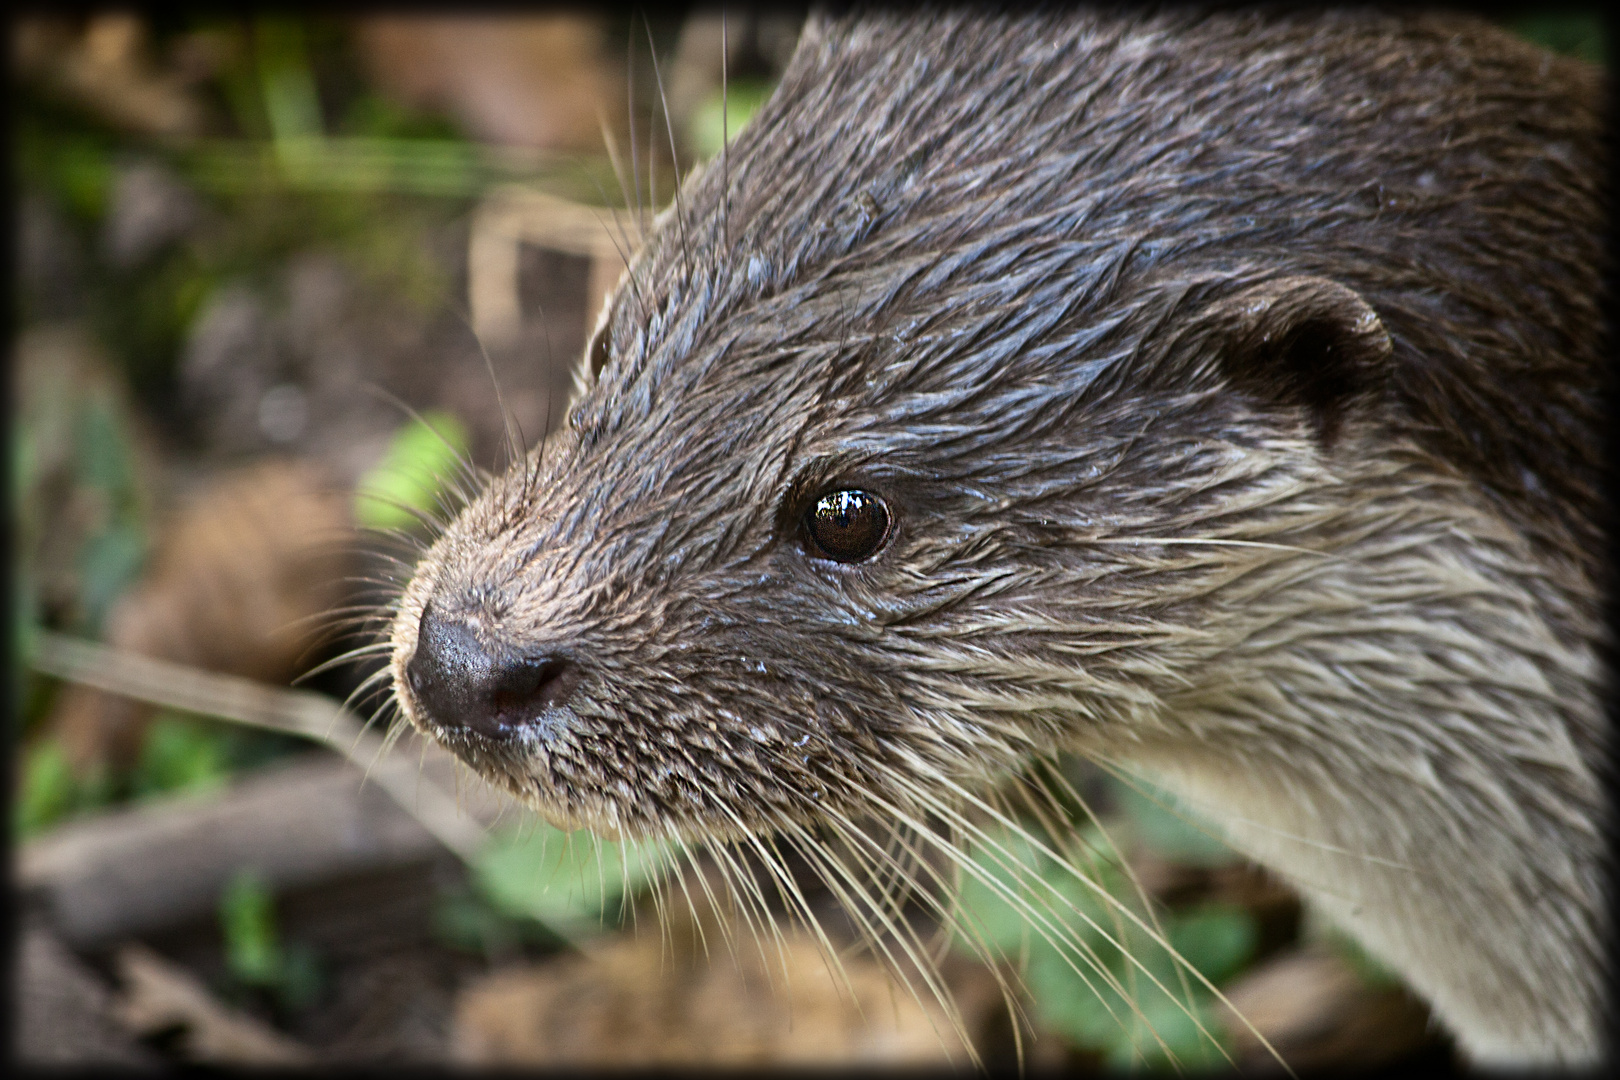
[386,9,1466,838]
[386,12,1605,1060]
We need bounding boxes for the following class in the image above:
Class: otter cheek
[406,601,583,744]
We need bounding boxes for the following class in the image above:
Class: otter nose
[406,604,580,741]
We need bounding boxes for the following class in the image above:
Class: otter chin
[388,8,1608,1067]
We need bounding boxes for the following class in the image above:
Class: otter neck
[1116,457,1604,1065]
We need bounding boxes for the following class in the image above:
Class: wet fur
[391,8,1608,1066]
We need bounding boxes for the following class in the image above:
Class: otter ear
[1203,276,1392,447]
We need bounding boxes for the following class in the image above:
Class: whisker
[1089,536,1336,559]
[1096,757,1417,875]
[884,771,1241,1065]
[782,813,977,1063]
[1018,763,1185,1013]
[641,828,676,964]
[680,841,738,965]
[710,809,796,980]
[356,381,486,493]
[626,18,643,240]
[660,844,705,964]
[803,813,958,1008]
[468,312,526,475]
[351,494,458,539]
[720,9,730,251]
[643,18,690,273]
[582,169,645,324]
[708,837,782,989]
[862,773,1173,1038]
[779,819,907,1004]
[829,809,1017,1055]
[594,108,640,244]
[295,644,394,685]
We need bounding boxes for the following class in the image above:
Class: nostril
[405,603,581,741]
[488,656,582,724]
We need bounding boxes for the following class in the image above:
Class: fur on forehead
[560,4,1599,576]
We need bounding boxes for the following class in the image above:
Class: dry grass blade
[27,631,487,862]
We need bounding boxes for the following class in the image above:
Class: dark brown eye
[589,329,611,377]
[805,490,892,562]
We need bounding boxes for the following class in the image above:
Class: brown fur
[389,8,1608,1065]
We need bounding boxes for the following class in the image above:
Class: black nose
[406,603,581,741]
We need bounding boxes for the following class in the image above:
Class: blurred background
[11,9,1601,1070]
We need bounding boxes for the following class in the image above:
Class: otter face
[384,9,1606,1064]
[388,8,1598,845]
[388,272,1386,841]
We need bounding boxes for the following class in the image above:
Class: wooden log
[19,749,520,951]
[113,942,314,1064]
[28,631,493,860]
[18,918,160,1066]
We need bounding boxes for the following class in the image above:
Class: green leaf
[16,741,80,837]
[76,523,147,637]
[1099,984,1229,1071]
[953,823,1137,962]
[1166,905,1256,987]
[254,17,323,142]
[76,398,138,496]
[1027,937,1133,1047]
[1107,775,1236,867]
[1510,14,1605,67]
[1037,929,1229,1070]
[55,138,115,221]
[354,410,470,531]
[68,394,149,634]
[952,828,1046,953]
[949,817,1253,1069]
[220,869,283,987]
[433,885,565,959]
[131,714,231,800]
[341,94,463,142]
[15,738,117,837]
[690,79,777,160]
[472,822,677,941]
[276,943,324,1011]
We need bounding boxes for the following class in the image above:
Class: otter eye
[588,330,611,377]
[805,490,892,562]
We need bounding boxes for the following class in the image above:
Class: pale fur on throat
[1117,463,1604,1066]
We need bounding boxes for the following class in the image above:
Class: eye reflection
[805,490,892,562]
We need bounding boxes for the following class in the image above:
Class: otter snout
[406,603,581,741]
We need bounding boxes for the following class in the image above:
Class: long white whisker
[643,18,690,272]
[1088,536,1337,560]
[625,20,643,239]
[852,779,1150,1048]
[885,770,1245,1066]
[1097,757,1418,874]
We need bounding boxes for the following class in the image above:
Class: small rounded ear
[1203,276,1392,447]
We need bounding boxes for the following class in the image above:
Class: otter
[387,8,1609,1067]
